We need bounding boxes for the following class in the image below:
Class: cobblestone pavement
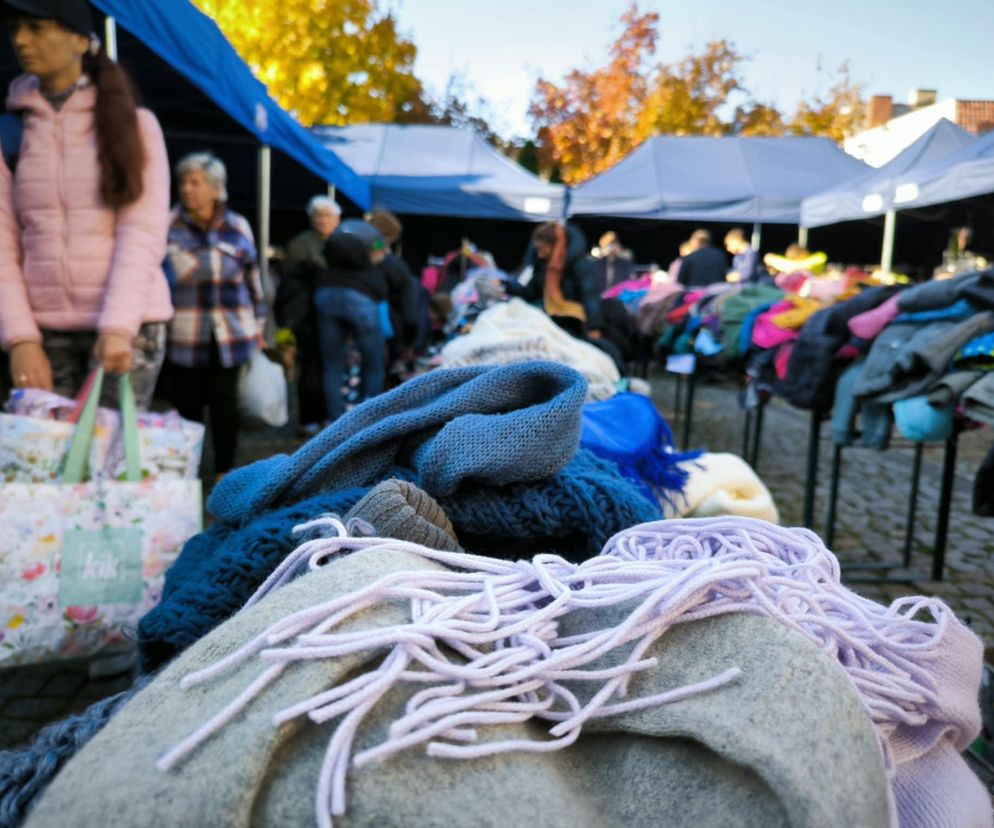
[4,372,994,777]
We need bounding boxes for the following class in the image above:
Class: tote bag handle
[62,369,142,484]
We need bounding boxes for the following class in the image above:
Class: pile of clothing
[1,358,987,827]
[7,516,988,827]
[779,268,994,515]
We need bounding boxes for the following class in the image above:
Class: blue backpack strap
[0,112,24,174]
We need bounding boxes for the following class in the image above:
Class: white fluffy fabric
[665,452,780,524]
[440,299,620,401]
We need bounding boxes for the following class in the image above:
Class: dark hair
[532,222,558,247]
[367,210,403,245]
[82,49,146,208]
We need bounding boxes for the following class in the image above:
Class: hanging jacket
[782,285,902,411]
[0,74,172,348]
[854,312,994,403]
[507,224,603,330]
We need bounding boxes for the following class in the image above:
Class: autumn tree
[190,0,423,126]
[735,102,786,136]
[788,63,866,142]
[531,4,868,183]
[528,5,659,185]
[406,74,513,153]
[639,40,748,137]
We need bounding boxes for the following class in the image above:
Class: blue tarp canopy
[800,119,975,228]
[310,124,566,221]
[568,136,868,224]
[89,0,370,210]
[882,129,994,212]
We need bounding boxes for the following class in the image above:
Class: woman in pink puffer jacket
[0,0,172,408]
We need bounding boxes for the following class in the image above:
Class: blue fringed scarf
[580,392,700,506]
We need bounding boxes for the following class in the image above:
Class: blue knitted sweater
[138,363,658,672]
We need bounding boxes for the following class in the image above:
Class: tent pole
[104,16,118,61]
[798,226,809,249]
[327,183,336,202]
[881,210,897,274]
[751,223,762,251]
[257,145,272,338]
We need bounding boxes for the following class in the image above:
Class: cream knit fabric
[440,299,621,401]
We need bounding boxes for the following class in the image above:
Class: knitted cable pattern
[0,676,151,828]
[137,452,657,673]
[137,487,370,673]
[155,517,977,828]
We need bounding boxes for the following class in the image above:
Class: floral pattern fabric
[0,478,202,667]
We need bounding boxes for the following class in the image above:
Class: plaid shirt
[165,207,267,368]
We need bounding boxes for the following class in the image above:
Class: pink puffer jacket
[0,74,173,349]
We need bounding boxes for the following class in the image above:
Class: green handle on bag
[62,370,142,484]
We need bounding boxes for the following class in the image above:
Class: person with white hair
[277,194,343,434]
[164,151,266,480]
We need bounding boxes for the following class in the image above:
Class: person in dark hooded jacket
[508,223,604,333]
[314,220,389,423]
[367,210,423,373]
[506,223,629,372]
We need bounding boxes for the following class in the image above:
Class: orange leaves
[528,5,658,185]
[530,4,866,184]
[788,63,866,143]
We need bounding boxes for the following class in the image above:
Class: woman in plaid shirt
[164,152,266,479]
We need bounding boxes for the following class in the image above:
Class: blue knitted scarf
[138,363,658,673]
[209,361,588,525]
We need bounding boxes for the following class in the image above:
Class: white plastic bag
[238,350,288,428]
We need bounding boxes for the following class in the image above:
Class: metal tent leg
[802,410,822,529]
[681,372,696,451]
[749,402,765,471]
[902,443,924,568]
[825,444,843,548]
[931,431,959,582]
[741,408,753,460]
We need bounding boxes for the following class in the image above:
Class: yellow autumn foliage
[190,0,423,126]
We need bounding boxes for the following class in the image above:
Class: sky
[386,0,994,140]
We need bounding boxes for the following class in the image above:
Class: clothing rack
[797,409,962,582]
[664,366,697,451]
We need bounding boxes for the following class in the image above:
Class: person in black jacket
[507,222,629,372]
[367,210,423,377]
[677,229,728,288]
[277,196,341,433]
[508,222,604,335]
[314,220,389,423]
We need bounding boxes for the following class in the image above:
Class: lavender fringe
[154,516,953,827]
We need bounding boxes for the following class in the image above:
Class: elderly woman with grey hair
[277,195,342,434]
[164,151,266,480]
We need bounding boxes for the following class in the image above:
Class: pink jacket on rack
[0,75,173,349]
